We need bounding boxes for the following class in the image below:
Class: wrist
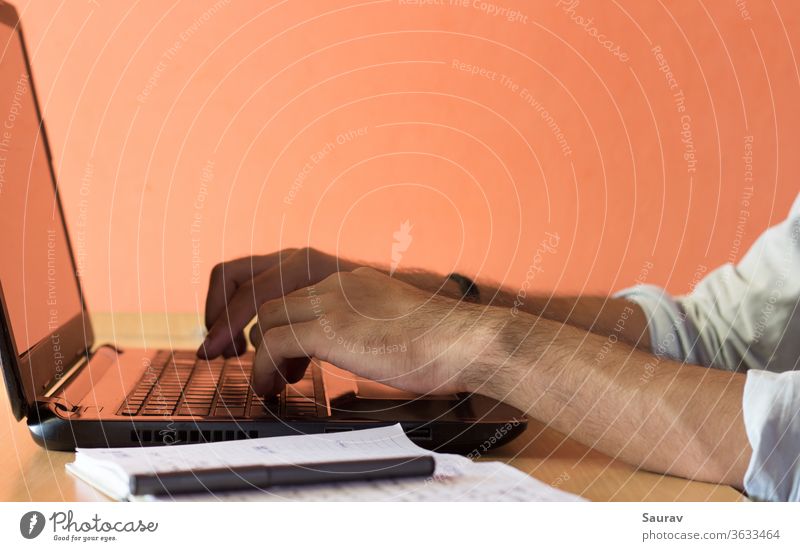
[441,274,464,300]
[446,273,481,303]
[451,305,540,396]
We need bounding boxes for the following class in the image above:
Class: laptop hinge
[34,395,79,413]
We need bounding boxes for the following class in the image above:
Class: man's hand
[198,248,360,359]
[248,267,487,397]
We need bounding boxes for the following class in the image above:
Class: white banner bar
[2,502,800,550]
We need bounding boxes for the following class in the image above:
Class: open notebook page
[67,424,583,502]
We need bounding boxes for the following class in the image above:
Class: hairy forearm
[395,269,651,350]
[510,294,651,350]
[365,262,745,486]
[463,313,751,488]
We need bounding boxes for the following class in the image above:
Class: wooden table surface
[0,313,744,502]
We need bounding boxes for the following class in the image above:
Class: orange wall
[11,0,800,313]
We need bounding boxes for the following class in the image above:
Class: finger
[250,292,322,390]
[256,360,310,396]
[201,254,286,359]
[252,323,322,396]
[248,294,326,348]
[199,257,312,358]
[204,252,288,330]
[222,333,248,358]
[285,360,309,384]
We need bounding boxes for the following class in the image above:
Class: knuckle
[256,297,283,321]
[261,327,284,347]
[232,282,261,312]
[352,266,377,276]
[238,278,255,295]
[320,271,344,288]
[256,300,271,320]
[209,262,224,281]
[334,270,352,281]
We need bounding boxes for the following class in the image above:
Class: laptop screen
[0,15,82,356]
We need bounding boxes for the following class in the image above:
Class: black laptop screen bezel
[0,3,94,421]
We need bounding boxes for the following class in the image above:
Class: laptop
[0,3,526,453]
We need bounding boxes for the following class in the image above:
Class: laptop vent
[129,429,258,445]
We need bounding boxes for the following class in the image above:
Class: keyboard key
[214,407,246,417]
[176,407,210,417]
[183,399,214,406]
[119,349,309,420]
[286,385,313,397]
[141,410,171,416]
[183,397,212,403]
[285,396,313,403]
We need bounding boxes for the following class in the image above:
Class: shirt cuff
[614,284,701,365]
[742,369,800,501]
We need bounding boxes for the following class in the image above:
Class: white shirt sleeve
[615,194,800,501]
[616,194,800,373]
[743,370,800,501]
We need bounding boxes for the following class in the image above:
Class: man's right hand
[197,248,358,359]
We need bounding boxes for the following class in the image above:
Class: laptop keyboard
[116,350,318,418]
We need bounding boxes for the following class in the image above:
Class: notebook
[66,424,584,502]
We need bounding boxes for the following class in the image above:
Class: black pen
[130,455,436,496]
